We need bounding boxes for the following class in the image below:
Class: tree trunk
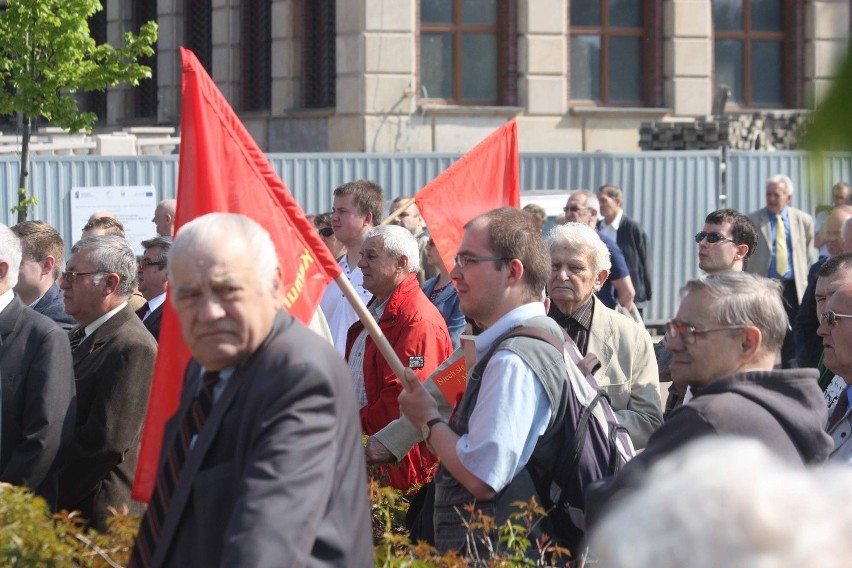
[17,112,31,223]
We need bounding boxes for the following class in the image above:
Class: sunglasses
[318,227,334,238]
[694,231,733,245]
[820,311,852,327]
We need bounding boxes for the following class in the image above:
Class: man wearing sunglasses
[136,235,171,341]
[818,282,852,462]
[587,271,832,525]
[745,174,815,368]
[695,209,757,274]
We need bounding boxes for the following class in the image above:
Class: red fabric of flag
[131,47,341,502]
[415,121,520,271]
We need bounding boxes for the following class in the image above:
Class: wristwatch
[421,417,444,444]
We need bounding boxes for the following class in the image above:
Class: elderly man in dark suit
[11,220,76,329]
[0,224,75,509]
[57,235,157,531]
[136,235,171,341]
[129,213,372,568]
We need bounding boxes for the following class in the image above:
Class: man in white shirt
[137,235,171,341]
[399,207,567,554]
[319,180,383,355]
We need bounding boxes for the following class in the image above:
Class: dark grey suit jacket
[0,295,75,508]
[151,310,373,567]
[57,303,157,531]
[32,282,76,330]
[138,303,162,341]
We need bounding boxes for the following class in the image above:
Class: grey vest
[432,315,568,554]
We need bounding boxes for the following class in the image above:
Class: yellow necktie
[775,214,788,275]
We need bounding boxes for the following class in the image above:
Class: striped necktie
[828,388,851,431]
[129,370,222,567]
[69,327,86,350]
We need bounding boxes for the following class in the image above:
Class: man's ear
[102,273,121,295]
[0,260,8,282]
[397,254,410,272]
[733,244,749,262]
[594,269,610,290]
[41,255,56,277]
[741,326,762,358]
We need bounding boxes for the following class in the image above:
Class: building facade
[96,0,849,153]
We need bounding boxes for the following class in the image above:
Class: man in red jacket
[346,224,452,492]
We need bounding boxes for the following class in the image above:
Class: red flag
[415,121,520,271]
[131,47,342,501]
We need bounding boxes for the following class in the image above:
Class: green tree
[0,0,157,222]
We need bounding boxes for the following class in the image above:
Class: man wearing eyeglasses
[56,235,157,531]
[0,224,75,511]
[745,174,815,368]
[811,253,852,403]
[587,271,832,526]
[136,236,171,341]
[399,207,572,554]
[818,282,852,463]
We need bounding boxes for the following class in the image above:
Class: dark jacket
[32,282,76,330]
[587,368,833,526]
[0,295,75,508]
[600,216,652,305]
[138,303,163,341]
[57,303,157,531]
[151,311,373,567]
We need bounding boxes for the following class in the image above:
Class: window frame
[712,0,798,109]
[417,0,517,106]
[568,0,660,107]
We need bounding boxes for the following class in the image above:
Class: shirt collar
[475,302,546,357]
[607,210,624,231]
[147,291,167,312]
[84,301,128,336]
[0,288,15,314]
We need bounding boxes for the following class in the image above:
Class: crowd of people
[0,174,850,566]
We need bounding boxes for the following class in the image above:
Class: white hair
[364,224,420,273]
[546,222,612,274]
[170,213,279,292]
[767,174,795,196]
[0,224,22,288]
[589,437,852,568]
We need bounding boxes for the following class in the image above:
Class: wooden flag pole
[381,197,416,225]
[333,272,409,388]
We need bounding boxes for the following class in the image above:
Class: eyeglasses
[664,320,745,345]
[61,270,106,284]
[318,227,334,238]
[820,311,852,327]
[695,231,733,245]
[563,205,589,214]
[138,258,166,268]
[454,254,513,269]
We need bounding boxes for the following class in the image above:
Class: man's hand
[398,368,440,430]
[365,436,396,466]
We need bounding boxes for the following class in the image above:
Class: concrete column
[804,0,850,106]
[157,0,183,123]
[518,0,567,116]
[665,0,713,116]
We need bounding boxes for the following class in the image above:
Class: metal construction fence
[1,150,850,325]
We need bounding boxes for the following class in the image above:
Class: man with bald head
[152,199,176,236]
[129,213,371,567]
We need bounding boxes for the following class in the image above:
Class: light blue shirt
[456,302,552,492]
[768,207,794,280]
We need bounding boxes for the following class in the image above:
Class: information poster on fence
[70,186,158,255]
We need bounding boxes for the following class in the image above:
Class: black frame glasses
[695,231,733,245]
[664,320,745,345]
[61,270,106,284]
[454,254,513,269]
[820,311,852,327]
[563,205,589,214]
[138,258,166,268]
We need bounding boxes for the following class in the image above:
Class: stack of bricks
[639,112,809,151]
